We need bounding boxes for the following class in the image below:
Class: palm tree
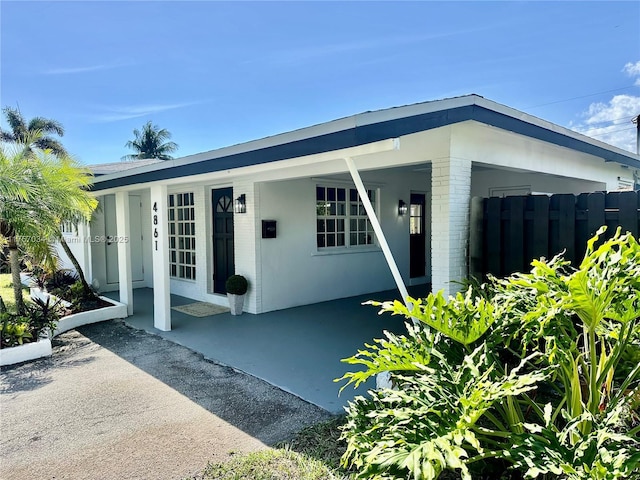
[0,106,68,157]
[122,121,178,161]
[0,137,97,313]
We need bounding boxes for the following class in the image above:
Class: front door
[212,188,234,294]
[409,193,426,278]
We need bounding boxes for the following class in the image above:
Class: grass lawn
[190,417,349,480]
[0,273,32,313]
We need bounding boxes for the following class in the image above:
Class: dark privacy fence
[469,190,640,279]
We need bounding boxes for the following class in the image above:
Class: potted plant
[225,274,248,316]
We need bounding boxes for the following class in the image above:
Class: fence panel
[527,195,550,263]
[475,190,640,279]
[484,197,502,276]
[619,191,639,238]
[503,196,525,275]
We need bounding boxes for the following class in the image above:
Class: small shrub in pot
[225,275,248,295]
[225,275,248,315]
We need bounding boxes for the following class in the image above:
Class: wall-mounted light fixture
[234,194,246,214]
[398,199,408,216]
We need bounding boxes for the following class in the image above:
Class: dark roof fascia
[472,107,640,169]
[92,105,640,192]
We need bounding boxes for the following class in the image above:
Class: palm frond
[2,107,28,139]
[28,117,65,137]
[2,107,67,157]
[123,121,179,160]
[34,137,68,157]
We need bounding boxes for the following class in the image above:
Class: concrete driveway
[0,321,333,480]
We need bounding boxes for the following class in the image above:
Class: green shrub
[44,269,78,293]
[338,227,640,479]
[226,275,248,295]
[0,295,61,348]
[0,313,33,348]
[49,279,103,313]
[25,296,61,337]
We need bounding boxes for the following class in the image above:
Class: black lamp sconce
[398,200,408,216]
[234,194,247,214]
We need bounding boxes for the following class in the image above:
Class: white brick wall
[233,180,261,313]
[159,182,262,314]
[431,156,472,297]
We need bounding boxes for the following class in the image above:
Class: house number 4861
[152,202,159,251]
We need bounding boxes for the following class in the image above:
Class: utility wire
[586,126,636,138]
[581,114,638,125]
[578,120,638,134]
[525,85,637,109]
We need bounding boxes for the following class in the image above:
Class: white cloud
[570,61,640,153]
[90,102,197,122]
[623,61,640,78]
[44,61,130,75]
[571,94,640,153]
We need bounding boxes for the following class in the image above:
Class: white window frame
[168,192,196,281]
[60,222,77,235]
[315,184,378,250]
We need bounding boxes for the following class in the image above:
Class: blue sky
[2,1,639,165]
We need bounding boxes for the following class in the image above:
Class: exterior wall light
[234,194,247,214]
[398,199,408,216]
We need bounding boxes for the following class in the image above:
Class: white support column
[78,221,93,284]
[345,156,410,305]
[431,157,472,297]
[115,191,133,315]
[150,185,171,331]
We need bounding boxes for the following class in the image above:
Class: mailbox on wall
[262,220,277,239]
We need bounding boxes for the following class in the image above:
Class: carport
[103,286,427,413]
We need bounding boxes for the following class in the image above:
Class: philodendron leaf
[369,290,497,346]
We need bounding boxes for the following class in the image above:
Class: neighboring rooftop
[89,158,164,176]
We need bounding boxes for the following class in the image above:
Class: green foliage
[0,294,61,348]
[226,275,248,295]
[342,348,546,480]
[369,289,497,347]
[0,313,33,347]
[338,226,640,479]
[0,106,68,157]
[122,121,178,161]
[25,296,61,337]
[337,322,443,392]
[276,416,348,472]
[507,403,640,479]
[0,133,97,312]
[49,279,104,313]
[195,448,341,480]
[45,269,78,291]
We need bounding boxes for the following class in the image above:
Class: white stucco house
[58,95,640,331]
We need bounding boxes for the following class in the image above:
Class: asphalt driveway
[0,320,333,480]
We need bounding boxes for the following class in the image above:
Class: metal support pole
[344,156,411,307]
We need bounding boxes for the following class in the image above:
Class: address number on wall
[153,202,158,251]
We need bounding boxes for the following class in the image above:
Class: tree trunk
[8,237,25,315]
[58,235,93,297]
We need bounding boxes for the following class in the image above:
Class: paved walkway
[0,322,332,480]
